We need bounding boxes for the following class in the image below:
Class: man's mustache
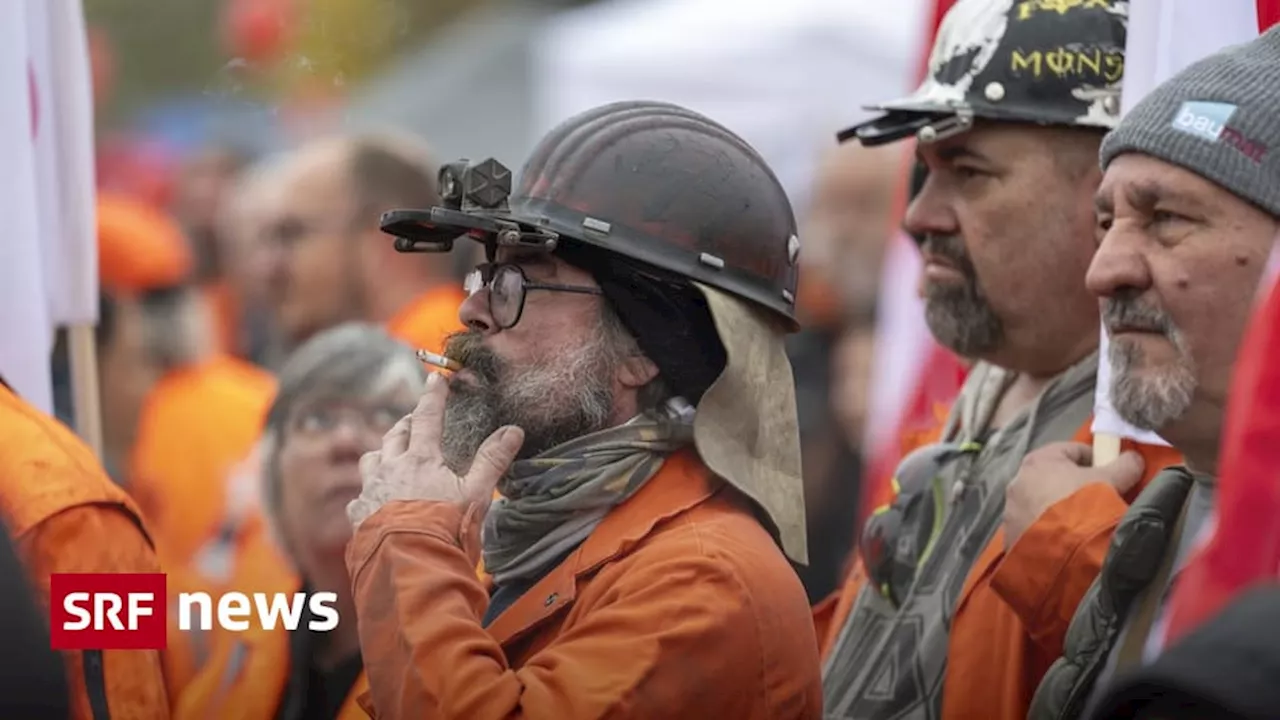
[442,331,503,385]
[921,235,977,278]
[1102,295,1174,335]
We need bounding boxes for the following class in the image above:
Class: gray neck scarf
[481,398,696,586]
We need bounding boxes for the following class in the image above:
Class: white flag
[0,0,98,415]
[28,0,99,327]
[1092,0,1261,445]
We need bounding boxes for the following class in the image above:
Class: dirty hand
[347,372,525,529]
[1002,442,1144,550]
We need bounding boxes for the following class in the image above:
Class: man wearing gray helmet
[344,101,823,719]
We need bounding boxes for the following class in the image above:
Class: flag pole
[67,322,103,458]
[1093,432,1120,466]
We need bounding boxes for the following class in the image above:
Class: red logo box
[49,573,167,650]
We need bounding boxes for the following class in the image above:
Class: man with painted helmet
[817,1,1181,719]
[343,100,822,718]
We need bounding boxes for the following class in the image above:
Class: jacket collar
[484,448,722,646]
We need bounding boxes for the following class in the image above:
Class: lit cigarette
[416,349,463,372]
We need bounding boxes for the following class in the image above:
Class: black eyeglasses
[463,262,603,329]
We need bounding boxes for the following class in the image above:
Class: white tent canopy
[532,0,928,213]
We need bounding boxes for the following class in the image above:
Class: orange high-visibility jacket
[0,382,170,719]
[128,355,275,571]
[175,562,367,720]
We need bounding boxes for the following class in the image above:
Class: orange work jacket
[346,449,823,719]
[815,417,1183,720]
[0,382,170,719]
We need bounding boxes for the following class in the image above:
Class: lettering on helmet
[1009,47,1124,83]
[1016,0,1114,21]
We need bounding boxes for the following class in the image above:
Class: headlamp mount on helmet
[379,157,560,263]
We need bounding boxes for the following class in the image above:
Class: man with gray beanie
[1029,24,1280,720]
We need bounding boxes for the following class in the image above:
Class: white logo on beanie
[1172,100,1238,142]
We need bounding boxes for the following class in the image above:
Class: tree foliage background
[85,0,598,130]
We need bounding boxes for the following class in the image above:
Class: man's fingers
[359,450,381,485]
[1102,450,1146,495]
[407,373,449,459]
[463,425,524,501]
[1053,442,1093,467]
[381,415,412,459]
[347,497,378,529]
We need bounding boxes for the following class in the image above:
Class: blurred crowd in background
[67,0,938,611]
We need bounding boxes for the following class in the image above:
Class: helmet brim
[836,89,963,146]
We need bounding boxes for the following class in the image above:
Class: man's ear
[617,353,660,390]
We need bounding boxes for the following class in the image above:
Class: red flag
[857,0,968,524]
[1259,0,1280,32]
[1163,269,1280,643]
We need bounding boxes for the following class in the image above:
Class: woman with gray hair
[175,322,427,720]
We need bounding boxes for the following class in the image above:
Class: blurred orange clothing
[166,506,294,701]
[128,355,275,570]
[174,514,368,720]
[128,357,274,702]
[166,280,467,699]
[0,381,170,719]
[97,193,192,292]
[203,280,239,358]
[385,284,467,354]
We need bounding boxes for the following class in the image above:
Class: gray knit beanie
[1100,24,1280,218]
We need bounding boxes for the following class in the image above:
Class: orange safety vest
[174,571,368,720]
[128,355,275,570]
[0,382,171,719]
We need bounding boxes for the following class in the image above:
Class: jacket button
[544,593,558,607]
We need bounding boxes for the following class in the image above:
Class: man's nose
[1086,223,1152,299]
[902,173,958,240]
[458,287,495,334]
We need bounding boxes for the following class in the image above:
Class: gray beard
[1108,335,1196,431]
[440,376,616,473]
[923,281,1005,358]
[1103,294,1197,432]
[919,234,1004,358]
[438,333,619,473]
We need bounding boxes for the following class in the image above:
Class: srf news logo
[49,573,339,650]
